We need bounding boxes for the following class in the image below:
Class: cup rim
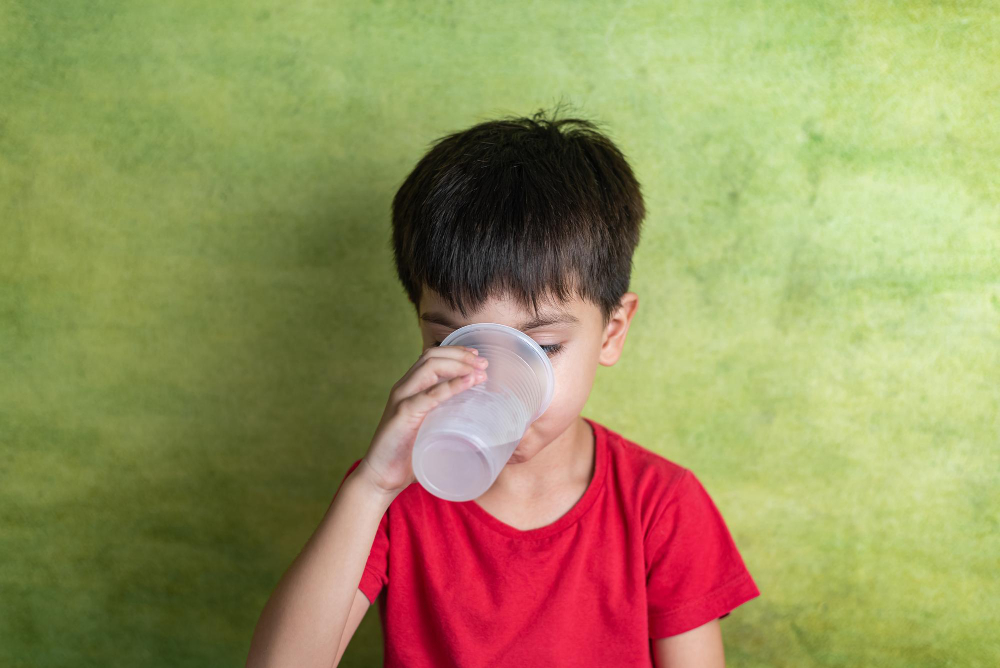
[439,322,555,422]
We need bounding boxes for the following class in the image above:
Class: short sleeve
[645,469,760,638]
[335,460,389,604]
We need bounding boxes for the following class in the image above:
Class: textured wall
[2,1,998,666]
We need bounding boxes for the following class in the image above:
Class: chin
[505,418,565,465]
[505,442,536,465]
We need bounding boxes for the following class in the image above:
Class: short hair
[390,107,645,330]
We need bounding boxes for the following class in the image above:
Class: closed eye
[432,341,564,357]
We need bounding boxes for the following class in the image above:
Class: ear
[598,292,639,367]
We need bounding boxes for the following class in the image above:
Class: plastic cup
[411,322,555,502]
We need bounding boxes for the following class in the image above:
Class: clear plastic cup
[412,322,555,502]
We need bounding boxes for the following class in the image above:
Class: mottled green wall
[2,1,998,666]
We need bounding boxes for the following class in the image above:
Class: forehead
[418,288,593,331]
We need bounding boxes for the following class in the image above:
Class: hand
[358,344,489,497]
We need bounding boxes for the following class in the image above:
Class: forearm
[246,463,395,668]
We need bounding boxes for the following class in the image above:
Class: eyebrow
[420,310,580,332]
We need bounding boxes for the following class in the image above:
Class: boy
[246,109,760,668]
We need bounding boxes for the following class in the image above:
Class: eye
[539,343,563,357]
[432,341,563,357]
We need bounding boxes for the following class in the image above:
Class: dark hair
[390,106,645,330]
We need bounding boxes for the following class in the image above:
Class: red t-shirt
[338,416,760,667]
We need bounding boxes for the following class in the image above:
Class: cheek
[523,369,589,434]
[551,358,595,402]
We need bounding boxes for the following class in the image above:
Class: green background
[2,1,998,666]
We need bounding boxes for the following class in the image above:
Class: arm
[333,589,372,667]
[652,619,725,668]
[245,344,487,668]
[645,470,760,667]
[245,461,395,668]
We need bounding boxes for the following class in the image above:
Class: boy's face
[416,286,639,464]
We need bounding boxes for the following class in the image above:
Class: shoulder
[596,420,695,526]
[600,419,690,493]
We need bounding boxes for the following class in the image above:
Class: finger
[397,369,487,417]
[393,356,486,402]
[423,344,479,359]
[395,345,482,390]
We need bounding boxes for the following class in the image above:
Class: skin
[247,284,726,668]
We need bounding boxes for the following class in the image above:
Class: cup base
[415,433,493,502]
